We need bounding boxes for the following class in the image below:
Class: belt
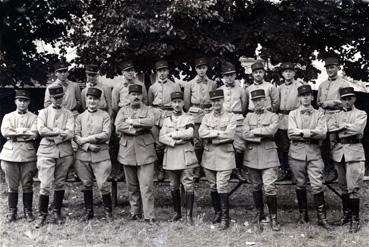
[292,139,319,145]
[248,110,254,113]
[232,111,243,114]
[152,105,173,111]
[192,103,212,109]
[124,130,151,137]
[338,138,361,144]
[278,110,290,115]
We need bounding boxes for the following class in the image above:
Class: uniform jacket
[317,76,350,109]
[199,110,236,171]
[245,81,279,112]
[44,79,82,112]
[115,103,157,166]
[218,81,246,114]
[242,109,279,169]
[184,75,217,113]
[75,109,111,163]
[81,82,113,117]
[288,106,327,161]
[148,79,181,107]
[111,78,147,112]
[331,107,367,163]
[0,111,38,162]
[36,105,74,158]
[159,112,198,170]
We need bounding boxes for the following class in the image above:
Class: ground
[0,181,368,247]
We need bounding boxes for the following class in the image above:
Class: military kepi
[121,60,135,71]
[85,64,99,74]
[339,87,355,98]
[194,57,208,67]
[250,89,265,100]
[297,85,313,96]
[280,62,295,71]
[171,91,184,101]
[251,61,264,72]
[49,85,64,98]
[222,62,236,75]
[128,84,143,94]
[54,61,69,72]
[324,57,339,67]
[86,87,102,98]
[15,90,31,100]
[209,90,224,100]
[155,60,169,70]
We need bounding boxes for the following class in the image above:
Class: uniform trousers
[1,161,36,193]
[166,169,194,193]
[334,158,364,199]
[204,168,232,193]
[248,167,278,196]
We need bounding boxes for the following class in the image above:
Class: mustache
[134,98,140,101]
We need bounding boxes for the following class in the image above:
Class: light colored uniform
[115,102,156,219]
[111,78,147,113]
[0,111,38,192]
[74,109,112,195]
[159,112,198,192]
[199,110,236,193]
[81,82,113,117]
[245,81,279,113]
[330,107,367,198]
[288,106,327,194]
[242,110,279,195]
[36,105,74,196]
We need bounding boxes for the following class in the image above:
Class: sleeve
[340,111,367,137]
[0,114,15,137]
[74,84,82,111]
[141,82,148,105]
[198,114,219,139]
[85,113,111,143]
[270,85,280,113]
[115,108,132,134]
[241,86,247,114]
[251,113,279,137]
[184,81,191,112]
[307,111,327,140]
[159,118,176,147]
[242,114,261,142]
[111,85,120,113]
[171,116,194,140]
[26,114,38,140]
[131,108,155,128]
[81,88,86,111]
[75,114,89,151]
[104,86,113,118]
[244,87,250,112]
[148,85,154,106]
[287,111,303,140]
[216,114,236,141]
[44,86,51,108]
[63,111,75,141]
[37,110,50,137]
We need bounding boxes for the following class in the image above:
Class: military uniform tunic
[81,82,113,117]
[245,81,279,113]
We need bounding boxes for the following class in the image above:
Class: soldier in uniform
[115,84,156,223]
[245,61,279,113]
[74,88,113,221]
[276,62,303,181]
[199,89,237,230]
[159,91,198,223]
[242,89,280,231]
[35,86,75,228]
[0,90,38,223]
[330,87,367,233]
[112,60,148,114]
[317,57,350,182]
[148,60,181,181]
[81,64,113,117]
[184,57,217,181]
[288,85,331,230]
[218,62,247,182]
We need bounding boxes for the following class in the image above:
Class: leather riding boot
[210,191,221,224]
[349,198,360,233]
[219,193,230,230]
[82,190,94,221]
[6,192,18,223]
[35,195,49,229]
[252,190,268,223]
[233,152,247,182]
[296,189,309,224]
[313,192,332,231]
[332,193,351,226]
[23,192,35,222]
[52,190,65,225]
[171,190,182,221]
[102,193,113,222]
[266,195,280,231]
[185,192,194,225]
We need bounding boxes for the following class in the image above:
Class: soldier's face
[86,73,98,86]
[55,70,69,82]
[282,69,295,81]
[299,93,313,106]
[195,65,208,77]
[51,95,63,106]
[341,96,356,109]
[129,92,142,105]
[325,65,339,78]
[212,98,224,112]
[252,97,265,110]
[157,68,169,81]
[171,99,184,113]
[123,68,135,81]
[86,95,100,110]
[15,98,30,112]
[252,69,264,82]
[223,73,236,85]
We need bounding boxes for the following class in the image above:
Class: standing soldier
[112,60,148,114]
[0,90,38,223]
[184,57,217,181]
[74,88,113,221]
[245,61,279,113]
[81,64,113,117]
[242,89,280,231]
[317,57,350,182]
[275,62,303,181]
[218,62,247,181]
[44,61,82,115]
[159,91,198,224]
[330,87,367,233]
[35,86,75,228]
[115,84,156,223]
[199,89,237,230]
[148,60,181,181]
[288,85,331,230]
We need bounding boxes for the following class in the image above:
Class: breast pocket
[184,146,198,166]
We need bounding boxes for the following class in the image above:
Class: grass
[1,180,368,247]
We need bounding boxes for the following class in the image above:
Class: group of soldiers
[0,56,366,233]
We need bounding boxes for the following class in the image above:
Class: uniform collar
[328,76,338,81]
[88,109,98,113]
[225,83,235,87]
[173,110,182,116]
[158,79,167,84]
[52,105,61,109]
[284,79,293,86]
[195,75,208,84]
[299,105,314,115]
[17,110,27,115]
[253,80,264,85]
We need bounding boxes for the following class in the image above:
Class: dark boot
[332,193,351,226]
[82,190,94,221]
[52,190,65,225]
[23,192,35,222]
[157,152,165,181]
[185,192,194,225]
[349,198,360,233]
[35,195,49,229]
[194,149,203,183]
[266,195,280,231]
[233,152,247,182]
[219,193,230,230]
[314,192,332,231]
[6,192,18,223]
[296,189,309,224]
[102,194,113,222]
[171,190,182,221]
[252,190,268,223]
[210,192,221,224]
